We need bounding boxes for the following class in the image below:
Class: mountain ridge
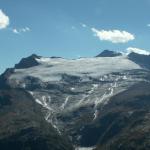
[3,49,150,72]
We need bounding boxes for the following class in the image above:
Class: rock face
[0,88,73,150]
[0,51,150,150]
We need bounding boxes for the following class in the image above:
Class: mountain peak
[14,54,41,69]
[96,50,122,57]
[30,54,41,59]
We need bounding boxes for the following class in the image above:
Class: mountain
[128,52,150,69]
[0,50,150,150]
[96,50,122,57]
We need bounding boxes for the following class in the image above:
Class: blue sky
[0,0,150,73]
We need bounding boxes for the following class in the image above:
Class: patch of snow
[77,84,99,106]
[41,96,53,111]
[77,94,88,105]
[29,91,61,134]
[75,147,95,150]
[128,111,134,115]
[88,84,98,94]
[71,87,75,90]
[93,82,116,120]
[20,83,26,88]
[29,91,33,95]
[123,75,127,80]
[60,96,70,110]
[35,98,43,105]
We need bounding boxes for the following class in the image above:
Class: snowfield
[9,56,141,82]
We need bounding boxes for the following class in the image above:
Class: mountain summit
[15,54,41,69]
[96,50,122,57]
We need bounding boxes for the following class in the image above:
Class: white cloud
[12,27,31,34]
[0,9,30,34]
[81,23,87,28]
[22,27,30,32]
[0,9,9,29]
[127,47,150,55]
[91,28,135,43]
[147,24,150,27]
[13,29,19,34]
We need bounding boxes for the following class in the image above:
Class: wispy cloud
[147,24,150,27]
[127,47,150,55]
[0,9,9,29]
[81,23,87,28]
[12,28,19,34]
[91,28,135,43]
[12,27,31,34]
[0,9,30,34]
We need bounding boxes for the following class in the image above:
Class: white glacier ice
[9,56,141,82]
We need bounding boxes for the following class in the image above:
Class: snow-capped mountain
[0,50,150,150]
